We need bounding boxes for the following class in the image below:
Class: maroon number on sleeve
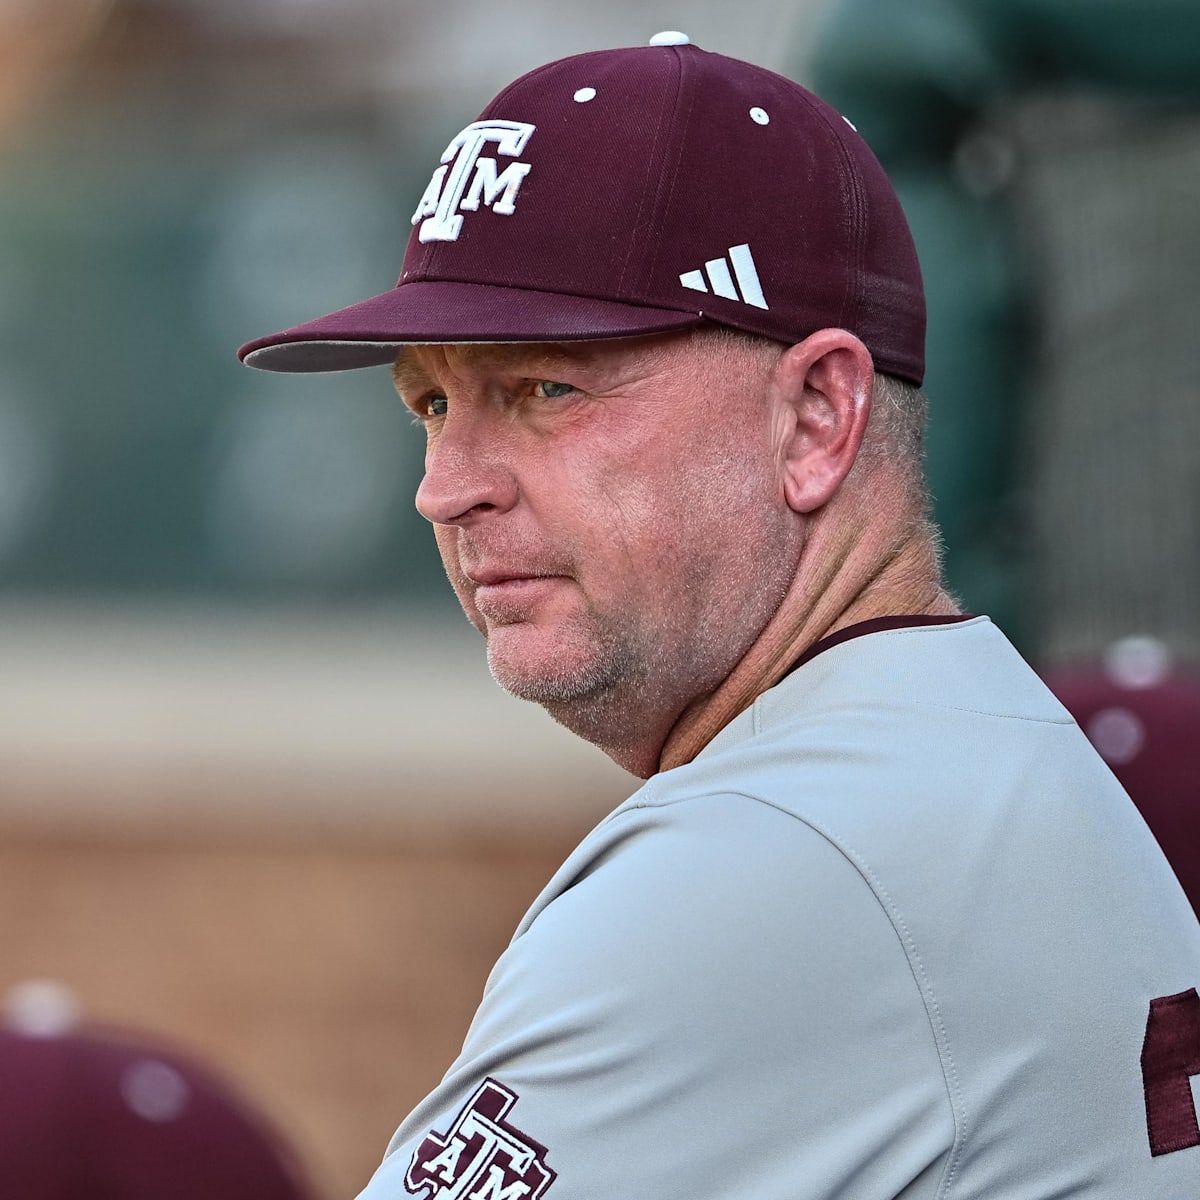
[1142,989,1200,1156]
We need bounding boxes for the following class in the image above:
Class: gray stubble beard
[483,606,679,765]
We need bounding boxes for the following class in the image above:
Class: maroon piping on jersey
[782,614,977,682]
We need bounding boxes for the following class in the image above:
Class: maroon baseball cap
[0,982,315,1199]
[238,33,925,383]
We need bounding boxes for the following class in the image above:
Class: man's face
[393,331,806,753]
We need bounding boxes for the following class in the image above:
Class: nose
[414,411,518,527]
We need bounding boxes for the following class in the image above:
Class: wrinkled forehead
[391,331,705,393]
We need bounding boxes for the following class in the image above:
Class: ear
[770,329,874,515]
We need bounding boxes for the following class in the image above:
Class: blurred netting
[1006,92,1200,665]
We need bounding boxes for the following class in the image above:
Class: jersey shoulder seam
[624,783,968,1195]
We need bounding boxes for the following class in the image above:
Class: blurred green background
[0,0,443,600]
[0,0,819,607]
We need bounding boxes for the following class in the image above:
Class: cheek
[582,462,681,572]
[584,468,725,602]
[665,444,793,588]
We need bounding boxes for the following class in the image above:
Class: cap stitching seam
[616,48,686,297]
[634,46,692,300]
[802,96,867,333]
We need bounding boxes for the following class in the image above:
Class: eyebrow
[392,343,603,399]
[391,354,433,402]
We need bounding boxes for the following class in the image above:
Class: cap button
[649,31,690,46]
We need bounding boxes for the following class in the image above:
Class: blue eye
[428,395,448,416]
[535,381,575,399]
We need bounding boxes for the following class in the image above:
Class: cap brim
[238,280,708,373]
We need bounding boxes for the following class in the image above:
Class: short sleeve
[356,792,954,1200]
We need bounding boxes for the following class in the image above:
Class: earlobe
[773,330,874,515]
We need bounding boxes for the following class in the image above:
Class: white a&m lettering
[413,120,536,243]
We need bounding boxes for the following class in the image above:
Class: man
[240,34,1200,1200]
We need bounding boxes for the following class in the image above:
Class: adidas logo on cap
[679,244,768,310]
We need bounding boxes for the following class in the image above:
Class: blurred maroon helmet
[1043,638,1200,916]
[0,982,314,1200]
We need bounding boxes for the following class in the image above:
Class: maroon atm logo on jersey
[405,1079,556,1200]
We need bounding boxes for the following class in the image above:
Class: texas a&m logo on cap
[405,1078,556,1200]
[412,121,536,244]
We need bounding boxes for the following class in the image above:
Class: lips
[462,551,573,589]
[462,564,572,620]
[476,576,557,594]
[465,566,546,587]
[470,571,564,597]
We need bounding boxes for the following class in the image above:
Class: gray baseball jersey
[359,616,1200,1200]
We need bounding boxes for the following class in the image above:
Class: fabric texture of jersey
[358,617,1200,1200]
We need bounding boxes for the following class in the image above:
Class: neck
[657,500,957,774]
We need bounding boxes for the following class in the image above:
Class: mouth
[466,567,544,587]
[465,569,571,618]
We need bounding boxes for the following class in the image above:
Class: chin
[486,629,625,706]
[487,653,609,705]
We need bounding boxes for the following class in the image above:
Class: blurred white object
[3,979,83,1037]
[1104,635,1173,690]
